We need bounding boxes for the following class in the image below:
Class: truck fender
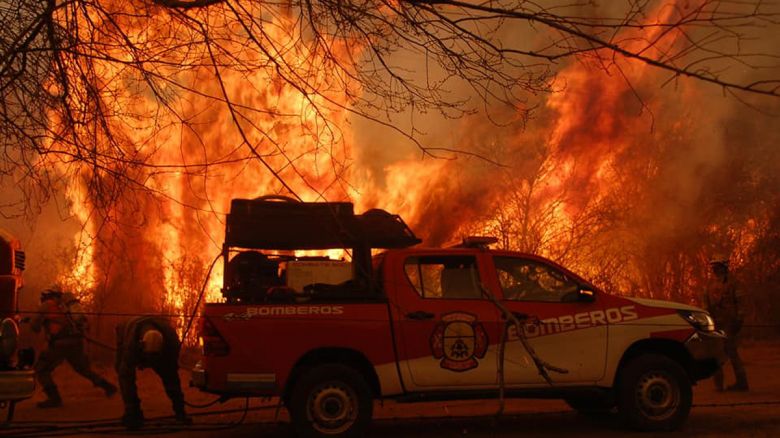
[284,348,381,403]
[613,339,694,387]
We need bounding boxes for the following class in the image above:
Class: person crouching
[115,316,191,429]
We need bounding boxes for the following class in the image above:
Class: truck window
[404,255,482,299]
[494,256,578,302]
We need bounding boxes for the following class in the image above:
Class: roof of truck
[377,246,596,289]
[225,198,421,250]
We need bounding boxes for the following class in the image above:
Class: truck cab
[193,198,726,437]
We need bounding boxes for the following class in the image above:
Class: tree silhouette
[1,0,778,217]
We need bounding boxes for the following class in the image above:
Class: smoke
[1,0,779,334]
[351,0,780,317]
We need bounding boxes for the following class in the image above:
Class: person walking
[115,315,191,429]
[30,286,117,408]
[704,258,749,391]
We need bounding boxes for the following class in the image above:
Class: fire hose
[79,333,225,410]
[181,252,222,343]
[3,398,256,437]
[477,283,568,418]
[477,283,569,379]
[69,252,226,412]
[178,252,226,409]
[9,398,780,437]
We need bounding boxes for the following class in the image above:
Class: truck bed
[196,302,402,397]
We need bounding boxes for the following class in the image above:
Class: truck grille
[14,250,25,271]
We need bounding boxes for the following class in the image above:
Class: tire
[289,364,373,438]
[564,394,615,417]
[616,353,692,431]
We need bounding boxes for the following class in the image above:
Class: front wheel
[617,353,692,431]
[289,364,373,438]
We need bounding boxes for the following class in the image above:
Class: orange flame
[42,0,764,321]
[41,2,361,335]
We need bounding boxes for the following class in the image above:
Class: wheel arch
[284,347,381,403]
[614,338,695,386]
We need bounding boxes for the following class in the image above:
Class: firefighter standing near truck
[30,286,118,408]
[115,316,191,429]
[704,258,749,392]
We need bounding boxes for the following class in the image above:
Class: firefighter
[30,286,117,408]
[115,316,191,429]
[703,257,749,391]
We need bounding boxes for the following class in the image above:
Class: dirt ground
[3,340,780,437]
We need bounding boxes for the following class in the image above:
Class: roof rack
[452,236,498,249]
[224,196,421,250]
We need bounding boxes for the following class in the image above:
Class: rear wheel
[289,364,373,438]
[616,353,692,431]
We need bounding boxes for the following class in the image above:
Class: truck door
[487,256,608,385]
[388,252,501,390]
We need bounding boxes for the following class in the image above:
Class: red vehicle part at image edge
[191,197,727,437]
[0,229,35,423]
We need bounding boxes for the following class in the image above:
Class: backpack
[58,292,88,335]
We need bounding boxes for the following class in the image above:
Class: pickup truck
[192,197,726,437]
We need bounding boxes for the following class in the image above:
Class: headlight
[678,310,715,332]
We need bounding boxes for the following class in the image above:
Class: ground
[3,340,780,437]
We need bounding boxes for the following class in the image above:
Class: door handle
[406,311,435,320]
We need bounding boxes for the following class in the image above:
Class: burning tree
[0,0,779,335]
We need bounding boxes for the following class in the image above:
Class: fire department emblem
[430,312,488,372]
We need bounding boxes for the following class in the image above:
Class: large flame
[43,1,360,336]
[40,0,772,334]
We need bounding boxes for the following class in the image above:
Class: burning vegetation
[0,0,778,339]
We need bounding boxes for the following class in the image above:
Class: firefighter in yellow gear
[30,287,117,407]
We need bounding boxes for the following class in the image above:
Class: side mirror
[578,288,596,303]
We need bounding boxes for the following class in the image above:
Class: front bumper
[190,360,277,396]
[0,369,35,401]
[685,330,727,380]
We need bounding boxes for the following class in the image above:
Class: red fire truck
[0,229,35,422]
[192,197,726,437]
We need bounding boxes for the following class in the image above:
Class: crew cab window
[404,255,482,299]
[494,257,579,302]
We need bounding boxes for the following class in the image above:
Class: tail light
[200,317,230,357]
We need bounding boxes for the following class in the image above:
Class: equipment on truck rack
[221,196,420,303]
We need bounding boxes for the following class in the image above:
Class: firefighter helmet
[141,329,164,354]
[709,255,729,268]
[40,285,64,302]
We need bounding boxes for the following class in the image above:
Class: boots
[726,376,749,392]
[37,398,63,408]
[96,379,118,398]
[174,413,193,425]
[726,383,749,391]
[36,385,62,409]
[122,408,145,430]
[174,406,193,425]
[713,370,724,392]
